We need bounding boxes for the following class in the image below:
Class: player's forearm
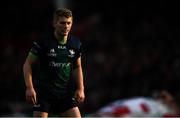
[23,61,34,89]
[76,65,84,90]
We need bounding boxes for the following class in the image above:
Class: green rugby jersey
[29,33,82,98]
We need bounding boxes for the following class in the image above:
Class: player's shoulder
[67,35,82,49]
[33,32,54,46]
[68,35,81,43]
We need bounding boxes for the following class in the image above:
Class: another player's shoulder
[67,35,81,49]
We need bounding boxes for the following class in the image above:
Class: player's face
[54,16,73,36]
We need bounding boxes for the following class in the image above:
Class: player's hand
[74,89,85,103]
[26,87,37,105]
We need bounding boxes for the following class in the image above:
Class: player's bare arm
[74,57,85,103]
[23,54,38,105]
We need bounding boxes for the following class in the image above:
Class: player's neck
[57,36,67,44]
[54,32,67,44]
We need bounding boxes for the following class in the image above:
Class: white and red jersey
[97,97,177,117]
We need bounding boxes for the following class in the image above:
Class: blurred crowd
[0,0,180,117]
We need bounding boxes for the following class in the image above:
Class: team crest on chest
[68,49,75,58]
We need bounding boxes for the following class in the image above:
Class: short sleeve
[29,39,44,57]
[75,42,82,59]
[67,36,82,60]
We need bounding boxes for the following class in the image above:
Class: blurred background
[0,0,180,117]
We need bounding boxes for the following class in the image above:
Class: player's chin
[61,32,68,36]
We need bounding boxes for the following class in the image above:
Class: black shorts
[33,96,78,113]
[32,90,78,113]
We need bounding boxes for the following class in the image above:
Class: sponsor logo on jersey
[33,104,41,108]
[58,45,66,49]
[47,48,57,57]
[49,61,71,67]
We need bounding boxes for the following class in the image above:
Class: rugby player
[23,8,85,117]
